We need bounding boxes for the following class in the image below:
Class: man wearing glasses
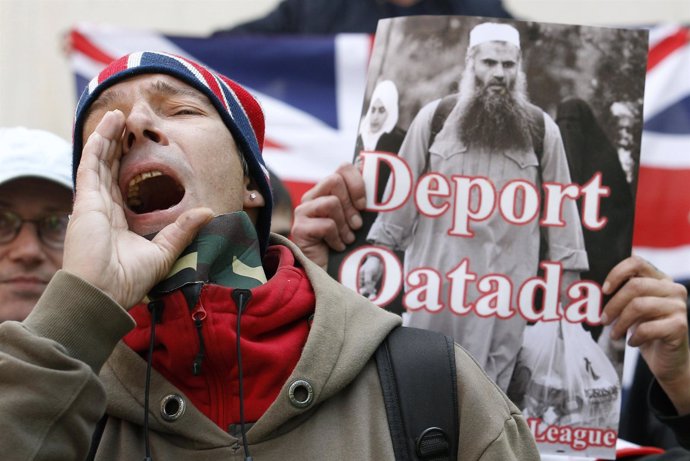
[0,127,72,322]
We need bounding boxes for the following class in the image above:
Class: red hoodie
[123,245,315,430]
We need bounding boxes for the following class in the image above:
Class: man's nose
[492,66,505,81]
[122,103,168,154]
[6,224,46,264]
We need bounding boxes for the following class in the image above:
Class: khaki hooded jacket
[0,236,539,460]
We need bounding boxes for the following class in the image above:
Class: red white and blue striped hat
[72,51,273,254]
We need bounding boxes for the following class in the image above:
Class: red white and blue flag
[634,24,690,281]
[70,23,690,281]
[69,23,371,207]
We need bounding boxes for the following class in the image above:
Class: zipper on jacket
[191,300,208,376]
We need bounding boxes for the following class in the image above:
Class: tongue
[131,175,184,214]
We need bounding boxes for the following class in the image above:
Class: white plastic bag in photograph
[508,318,621,429]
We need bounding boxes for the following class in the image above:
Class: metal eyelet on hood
[160,394,186,421]
[288,379,314,408]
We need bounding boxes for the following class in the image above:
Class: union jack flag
[634,24,690,281]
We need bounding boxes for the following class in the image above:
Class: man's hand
[602,255,690,415]
[291,163,366,268]
[63,110,213,309]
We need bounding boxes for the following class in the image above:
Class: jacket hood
[99,234,401,446]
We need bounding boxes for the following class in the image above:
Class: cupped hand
[63,110,213,309]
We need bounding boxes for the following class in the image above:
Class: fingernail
[609,326,619,339]
[602,281,610,294]
[344,231,355,244]
[600,313,608,325]
[350,213,362,229]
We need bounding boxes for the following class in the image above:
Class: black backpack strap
[86,414,108,461]
[524,104,551,312]
[430,95,458,149]
[525,104,547,263]
[375,326,458,461]
[422,94,459,175]
[526,103,545,162]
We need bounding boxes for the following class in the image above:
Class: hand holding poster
[328,16,648,459]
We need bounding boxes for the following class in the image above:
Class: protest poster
[327,15,648,459]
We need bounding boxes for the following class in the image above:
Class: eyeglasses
[0,209,70,249]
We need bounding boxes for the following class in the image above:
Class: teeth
[127,170,163,203]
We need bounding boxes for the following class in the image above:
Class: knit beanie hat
[72,51,273,254]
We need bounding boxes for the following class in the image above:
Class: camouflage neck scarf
[148,212,267,299]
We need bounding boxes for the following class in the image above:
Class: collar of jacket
[124,243,315,429]
[147,211,267,301]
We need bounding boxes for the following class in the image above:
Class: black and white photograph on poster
[327,15,648,459]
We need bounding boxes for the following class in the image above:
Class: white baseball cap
[0,127,72,190]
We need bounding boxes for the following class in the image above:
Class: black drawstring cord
[231,288,253,461]
[144,299,163,461]
[192,314,206,375]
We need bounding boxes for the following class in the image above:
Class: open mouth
[126,170,185,214]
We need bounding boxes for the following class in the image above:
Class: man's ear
[243,175,265,210]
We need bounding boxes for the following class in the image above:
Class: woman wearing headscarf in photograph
[355,79,406,211]
[339,80,407,313]
[356,79,406,159]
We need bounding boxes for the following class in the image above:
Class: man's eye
[0,211,16,231]
[43,216,59,231]
[42,214,69,232]
[172,108,200,116]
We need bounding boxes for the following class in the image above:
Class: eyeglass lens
[0,210,69,248]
